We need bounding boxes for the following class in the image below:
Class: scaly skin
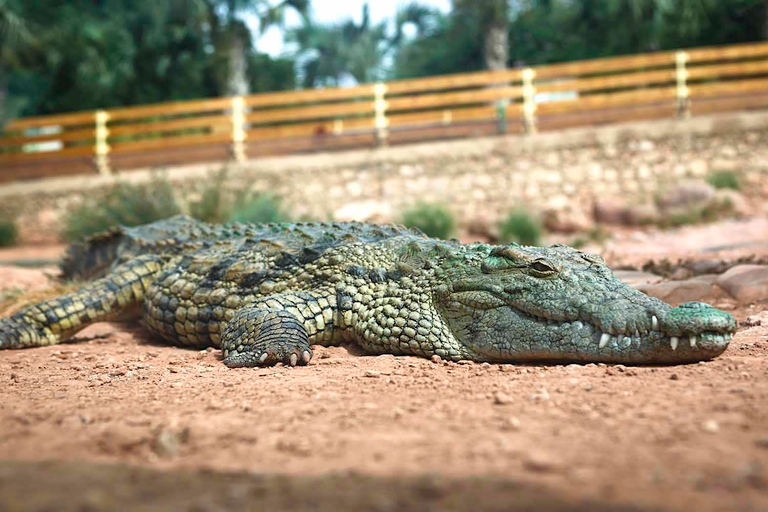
[0,216,737,366]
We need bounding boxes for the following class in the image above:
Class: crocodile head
[437,243,736,364]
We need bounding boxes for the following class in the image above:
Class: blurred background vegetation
[1,0,766,121]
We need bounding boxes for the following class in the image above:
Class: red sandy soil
[0,219,767,511]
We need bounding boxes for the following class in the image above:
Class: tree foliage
[288,3,393,87]
[3,0,297,118]
[394,0,767,78]
[2,0,766,119]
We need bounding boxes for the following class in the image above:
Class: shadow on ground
[0,459,652,512]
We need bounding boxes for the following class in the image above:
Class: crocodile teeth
[289,353,298,367]
[599,333,611,349]
[670,336,679,351]
[259,353,268,363]
[302,350,311,363]
[689,336,697,348]
[651,316,659,331]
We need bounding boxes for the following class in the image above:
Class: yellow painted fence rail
[2,41,768,182]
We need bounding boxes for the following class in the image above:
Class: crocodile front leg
[221,292,337,367]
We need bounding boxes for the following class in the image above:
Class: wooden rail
[2,41,768,181]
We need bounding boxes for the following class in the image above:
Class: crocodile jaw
[442,293,736,364]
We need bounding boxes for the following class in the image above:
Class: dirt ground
[1,220,767,512]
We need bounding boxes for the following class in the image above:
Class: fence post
[522,68,537,134]
[496,99,508,134]
[231,96,246,163]
[374,82,388,146]
[94,110,111,175]
[675,51,690,119]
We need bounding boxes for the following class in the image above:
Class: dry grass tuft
[0,282,83,317]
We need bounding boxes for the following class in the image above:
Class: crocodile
[0,215,737,366]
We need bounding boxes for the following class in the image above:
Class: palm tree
[288,2,442,88]
[289,3,394,87]
[763,0,768,39]
[206,0,309,96]
[454,0,509,70]
[0,0,32,125]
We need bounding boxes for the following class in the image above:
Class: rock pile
[616,265,768,306]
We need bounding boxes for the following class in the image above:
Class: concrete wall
[3,110,768,243]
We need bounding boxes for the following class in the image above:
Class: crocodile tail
[59,226,126,281]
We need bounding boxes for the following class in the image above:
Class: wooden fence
[2,40,768,182]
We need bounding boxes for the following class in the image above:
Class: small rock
[713,189,753,217]
[593,198,628,225]
[742,315,763,327]
[657,181,715,213]
[364,370,381,378]
[542,196,593,233]
[151,427,190,458]
[530,388,550,402]
[624,203,659,226]
[524,452,560,472]
[716,265,768,304]
[493,391,513,405]
[501,417,521,431]
[670,267,693,281]
[689,259,728,275]
[702,420,720,434]
[637,274,725,306]
[670,373,679,381]
[430,355,442,364]
[457,360,474,365]
[614,270,663,288]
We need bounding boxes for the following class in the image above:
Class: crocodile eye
[530,260,557,275]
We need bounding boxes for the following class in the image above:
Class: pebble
[501,417,521,431]
[430,355,442,363]
[702,419,720,433]
[364,370,380,378]
[151,427,190,458]
[493,391,513,405]
[524,452,560,473]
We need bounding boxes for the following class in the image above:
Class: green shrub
[499,209,542,246]
[706,171,740,190]
[64,176,182,242]
[188,169,290,225]
[658,199,735,229]
[230,193,290,224]
[188,169,231,224]
[400,202,455,239]
[0,215,19,247]
[570,226,610,249]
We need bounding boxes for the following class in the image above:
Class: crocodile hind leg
[221,292,337,368]
[0,255,165,349]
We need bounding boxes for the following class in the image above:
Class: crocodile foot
[221,307,312,368]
